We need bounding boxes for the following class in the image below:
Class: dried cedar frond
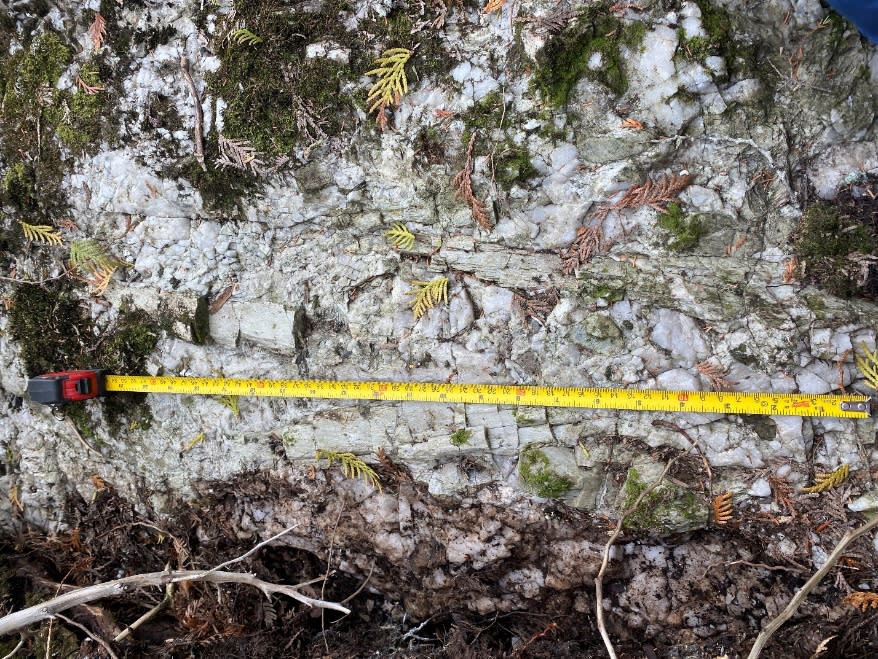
[516,7,581,35]
[88,13,106,51]
[802,464,849,494]
[560,225,603,274]
[712,491,733,525]
[695,360,736,392]
[600,173,693,216]
[452,133,491,230]
[844,591,878,612]
[216,134,264,175]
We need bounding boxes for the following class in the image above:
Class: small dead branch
[0,526,349,637]
[209,282,239,315]
[53,613,118,659]
[595,452,688,659]
[76,75,105,95]
[516,7,581,35]
[598,172,693,217]
[179,57,206,172]
[560,225,603,274]
[746,515,878,658]
[512,288,560,327]
[650,419,712,493]
[452,132,492,230]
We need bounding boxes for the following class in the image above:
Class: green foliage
[69,239,117,274]
[366,47,412,126]
[228,27,262,46]
[518,445,572,498]
[450,429,471,447]
[657,202,703,251]
[386,222,415,250]
[315,449,382,492]
[18,221,63,245]
[855,343,878,391]
[215,394,241,417]
[408,277,448,320]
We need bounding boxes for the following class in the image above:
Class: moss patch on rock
[658,202,704,251]
[518,445,573,498]
[621,466,704,533]
[531,7,644,105]
[795,193,878,299]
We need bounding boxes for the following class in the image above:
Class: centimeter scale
[26,369,872,418]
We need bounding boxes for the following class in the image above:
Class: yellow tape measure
[102,375,871,418]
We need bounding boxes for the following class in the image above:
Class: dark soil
[2,463,877,658]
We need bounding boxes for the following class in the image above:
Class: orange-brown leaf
[483,0,506,13]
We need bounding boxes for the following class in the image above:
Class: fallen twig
[594,452,688,659]
[0,525,349,638]
[54,613,118,659]
[746,514,878,658]
[180,56,206,172]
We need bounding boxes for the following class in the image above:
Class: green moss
[9,283,93,376]
[795,202,876,298]
[1,163,37,211]
[532,9,629,106]
[518,445,572,498]
[460,91,506,146]
[582,283,626,303]
[657,202,703,251]
[495,140,538,187]
[621,467,703,532]
[450,428,472,447]
[96,310,160,374]
[46,63,108,151]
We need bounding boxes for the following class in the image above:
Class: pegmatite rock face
[0,0,877,620]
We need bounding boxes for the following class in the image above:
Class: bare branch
[746,514,878,658]
[594,452,689,659]
[53,613,118,659]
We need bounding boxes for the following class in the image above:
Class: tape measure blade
[101,376,870,418]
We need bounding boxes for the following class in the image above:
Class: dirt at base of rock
[2,467,878,659]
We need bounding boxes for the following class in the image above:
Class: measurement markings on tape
[25,370,872,418]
